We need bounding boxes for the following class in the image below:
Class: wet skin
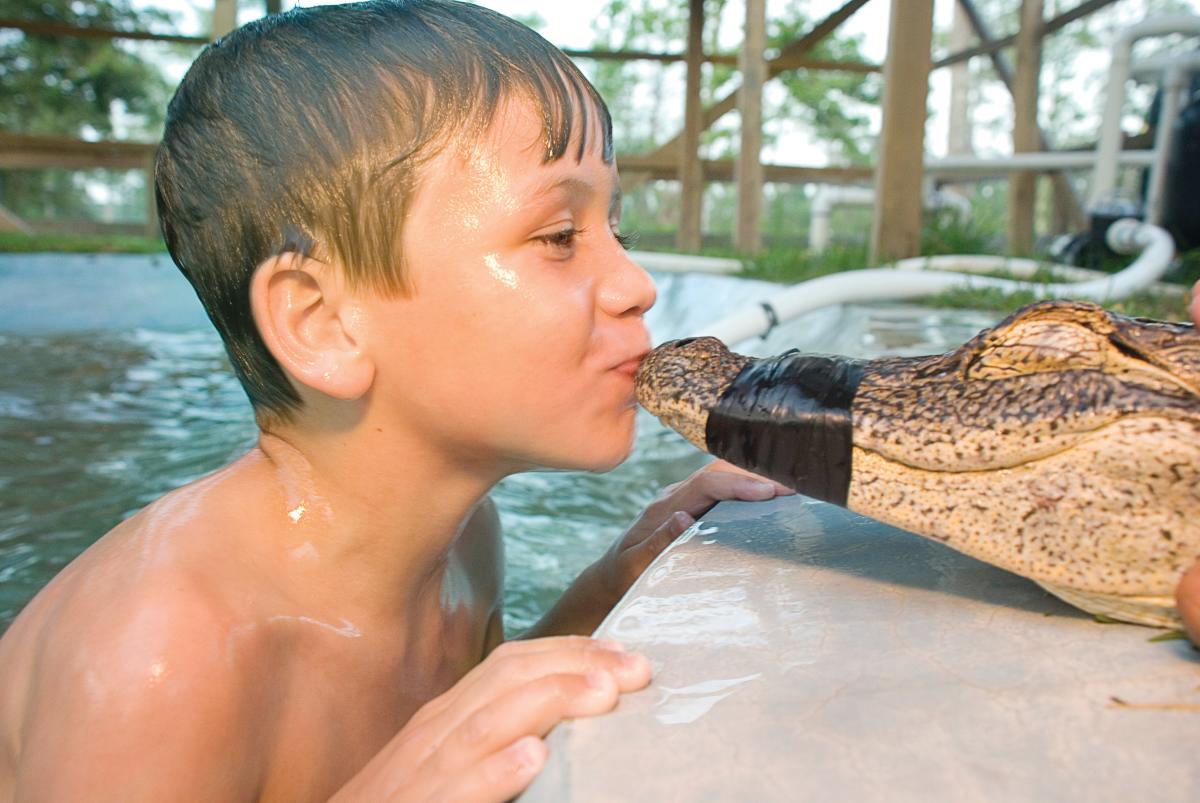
[0,96,788,803]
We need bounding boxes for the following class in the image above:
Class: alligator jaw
[635,337,750,450]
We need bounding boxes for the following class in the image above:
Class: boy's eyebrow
[530,177,623,216]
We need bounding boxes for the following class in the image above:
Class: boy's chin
[537,435,635,475]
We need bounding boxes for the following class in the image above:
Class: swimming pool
[0,254,999,634]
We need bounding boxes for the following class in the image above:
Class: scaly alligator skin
[635,300,1200,627]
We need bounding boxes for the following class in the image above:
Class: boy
[0,2,789,800]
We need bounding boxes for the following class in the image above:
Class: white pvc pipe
[809,186,973,255]
[809,186,875,252]
[1129,52,1200,82]
[1089,15,1200,209]
[629,250,742,275]
[1145,61,1191,225]
[696,220,1176,346]
[928,150,1156,176]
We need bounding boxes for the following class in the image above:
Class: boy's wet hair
[155,0,613,420]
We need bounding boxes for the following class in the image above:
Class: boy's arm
[525,461,793,638]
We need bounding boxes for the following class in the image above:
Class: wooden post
[870,0,933,264]
[677,0,705,252]
[212,0,238,39]
[1008,0,1043,255]
[946,0,973,199]
[735,0,766,254]
[956,0,1084,232]
[649,0,870,172]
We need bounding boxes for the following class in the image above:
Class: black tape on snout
[706,353,865,506]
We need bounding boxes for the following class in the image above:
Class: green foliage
[0,231,165,253]
[0,0,179,222]
[0,0,176,137]
[590,0,876,159]
[925,284,1191,322]
[920,209,1000,256]
[769,4,878,166]
[734,242,869,284]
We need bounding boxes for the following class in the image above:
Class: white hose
[696,220,1177,346]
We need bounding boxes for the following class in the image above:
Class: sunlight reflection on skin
[483,253,519,290]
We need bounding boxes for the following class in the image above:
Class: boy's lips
[613,350,651,377]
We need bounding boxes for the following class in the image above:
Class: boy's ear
[250,251,375,401]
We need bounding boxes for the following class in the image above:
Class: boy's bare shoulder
[3,496,275,799]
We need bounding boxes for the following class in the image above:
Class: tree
[587,0,877,247]
[0,0,180,222]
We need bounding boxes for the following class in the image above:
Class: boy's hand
[528,461,793,638]
[1176,563,1200,647]
[331,636,650,802]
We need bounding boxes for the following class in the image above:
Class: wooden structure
[0,0,1137,255]
[870,0,934,263]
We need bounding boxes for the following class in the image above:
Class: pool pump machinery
[1050,61,1200,269]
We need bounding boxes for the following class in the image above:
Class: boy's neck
[236,426,499,623]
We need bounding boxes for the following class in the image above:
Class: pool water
[0,254,999,635]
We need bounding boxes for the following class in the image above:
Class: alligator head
[636,300,1200,627]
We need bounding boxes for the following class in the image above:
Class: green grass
[0,231,166,254]
[691,217,1197,322]
[925,285,1191,322]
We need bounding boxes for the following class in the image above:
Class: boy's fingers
[416,641,649,745]
[427,735,547,803]
[655,470,789,519]
[633,511,694,562]
[410,636,624,725]
[437,671,621,773]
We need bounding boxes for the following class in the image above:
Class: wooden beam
[648,0,874,161]
[871,0,933,264]
[617,154,873,184]
[935,0,1119,69]
[677,0,705,252]
[0,132,156,171]
[1,132,873,185]
[1008,0,1044,255]
[736,0,766,254]
[562,49,877,73]
[0,17,207,45]
[956,0,1085,231]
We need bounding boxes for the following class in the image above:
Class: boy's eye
[535,226,584,254]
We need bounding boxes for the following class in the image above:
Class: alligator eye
[670,337,701,348]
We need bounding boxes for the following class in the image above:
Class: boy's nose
[598,246,657,318]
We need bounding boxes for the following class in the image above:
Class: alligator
[635,300,1200,627]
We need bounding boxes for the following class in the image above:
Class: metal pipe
[809,186,972,254]
[1145,61,1193,224]
[929,150,1155,175]
[1089,15,1200,209]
